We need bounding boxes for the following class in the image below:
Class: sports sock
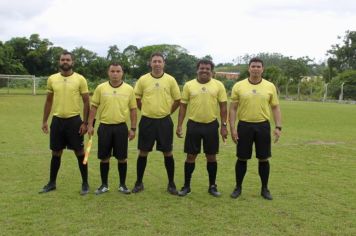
[49,155,61,183]
[236,160,247,188]
[258,161,270,189]
[100,162,109,186]
[207,161,217,186]
[136,156,147,183]
[164,156,175,184]
[118,162,127,185]
[184,162,195,187]
[76,155,88,184]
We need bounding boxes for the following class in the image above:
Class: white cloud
[0,0,355,63]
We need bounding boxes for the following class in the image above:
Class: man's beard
[60,64,73,71]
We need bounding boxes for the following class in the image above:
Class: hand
[220,126,228,144]
[87,125,94,136]
[79,123,87,136]
[42,122,49,134]
[128,130,136,141]
[273,128,281,143]
[176,126,183,138]
[231,130,238,144]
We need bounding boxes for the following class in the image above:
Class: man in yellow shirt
[132,52,181,194]
[229,57,282,200]
[39,51,90,195]
[176,59,228,197]
[87,63,137,195]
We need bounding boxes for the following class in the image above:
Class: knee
[186,154,197,163]
[118,159,127,163]
[206,155,217,162]
[52,150,63,157]
[101,158,110,163]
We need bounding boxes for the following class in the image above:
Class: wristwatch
[275,126,282,131]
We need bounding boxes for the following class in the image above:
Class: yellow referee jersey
[230,78,279,122]
[181,79,227,123]
[91,82,137,124]
[47,72,88,118]
[134,73,181,118]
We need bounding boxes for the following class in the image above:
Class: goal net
[0,74,48,95]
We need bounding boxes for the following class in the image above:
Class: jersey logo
[201,87,208,93]
[252,89,257,94]
[113,91,117,94]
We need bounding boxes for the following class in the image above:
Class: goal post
[0,74,47,95]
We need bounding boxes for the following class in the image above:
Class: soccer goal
[0,74,47,95]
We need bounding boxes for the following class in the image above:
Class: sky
[0,0,355,64]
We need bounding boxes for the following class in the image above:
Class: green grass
[0,95,355,235]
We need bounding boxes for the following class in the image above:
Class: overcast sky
[0,0,355,63]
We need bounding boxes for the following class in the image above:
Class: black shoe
[231,186,242,199]
[95,184,109,195]
[178,186,191,197]
[80,182,90,195]
[208,184,221,197]
[261,188,273,200]
[118,184,131,194]
[132,182,144,193]
[167,182,178,195]
[39,182,56,194]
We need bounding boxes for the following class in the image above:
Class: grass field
[0,95,355,235]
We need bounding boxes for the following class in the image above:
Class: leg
[163,151,177,195]
[75,149,90,195]
[178,154,197,197]
[132,150,148,193]
[39,150,63,193]
[259,158,273,200]
[206,154,220,197]
[231,158,248,199]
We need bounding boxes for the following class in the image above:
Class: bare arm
[128,108,137,141]
[219,101,228,142]
[229,102,239,143]
[87,105,97,136]
[42,93,54,134]
[171,99,181,114]
[79,93,90,135]
[136,98,142,110]
[176,103,187,138]
[271,105,282,143]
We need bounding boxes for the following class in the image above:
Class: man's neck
[248,76,262,84]
[60,70,73,77]
[151,71,164,78]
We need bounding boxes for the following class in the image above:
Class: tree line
[0,31,355,99]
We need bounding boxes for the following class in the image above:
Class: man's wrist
[275,126,282,131]
[130,127,136,132]
[82,121,88,125]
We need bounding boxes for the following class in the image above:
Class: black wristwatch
[275,126,282,131]
[130,128,136,132]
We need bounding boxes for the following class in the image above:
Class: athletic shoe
[132,182,144,193]
[208,184,221,197]
[118,184,131,194]
[95,185,109,195]
[178,186,191,197]
[261,188,273,200]
[39,182,56,194]
[80,182,90,195]
[167,182,178,195]
[230,186,242,199]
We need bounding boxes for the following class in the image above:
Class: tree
[327,30,356,71]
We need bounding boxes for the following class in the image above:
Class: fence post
[338,82,345,102]
[323,83,328,102]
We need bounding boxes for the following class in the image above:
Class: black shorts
[50,115,84,152]
[97,123,128,160]
[138,115,173,152]
[184,119,219,155]
[236,120,271,159]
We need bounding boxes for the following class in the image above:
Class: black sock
[259,161,270,189]
[136,156,147,183]
[236,160,247,188]
[164,156,175,184]
[207,161,217,186]
[49,155,61,183]
[76,155,88,184]
[184,162,195,187]
[118,162,127,185]
[100,162,109,186]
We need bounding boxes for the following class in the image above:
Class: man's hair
[248,57,264,67]
[196,59,215,71]
[108,62,124,72]
[60,50,74,60]
[150,52,165,61]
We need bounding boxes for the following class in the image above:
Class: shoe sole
[39,187,56,194]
